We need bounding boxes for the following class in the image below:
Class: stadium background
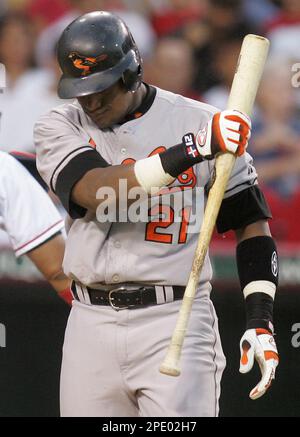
[0,0,299,417]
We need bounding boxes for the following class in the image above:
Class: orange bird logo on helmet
[69,52,108,76]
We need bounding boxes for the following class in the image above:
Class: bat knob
[159,363,181,377]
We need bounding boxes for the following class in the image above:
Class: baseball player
[0,151,72,304]
[34,11,279,417]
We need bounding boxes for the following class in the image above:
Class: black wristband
[160,133,203,178]
[245,293,274,332]
[236,236,279,332]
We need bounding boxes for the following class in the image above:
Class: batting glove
[239,328,279,400]
[195,109,251,159]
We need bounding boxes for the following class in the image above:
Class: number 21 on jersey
[145,205,192,244]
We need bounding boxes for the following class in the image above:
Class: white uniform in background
[0,152,63,257]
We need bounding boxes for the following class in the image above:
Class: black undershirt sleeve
[216,185,272,233]
[55,149,110,219]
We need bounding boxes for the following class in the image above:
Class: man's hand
[195,109,251,159]
[239,328,279,400]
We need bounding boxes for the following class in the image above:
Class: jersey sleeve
[223,151,258,198]
[213,152,272,233]
[0,153,64,257]
[34,108,109,218]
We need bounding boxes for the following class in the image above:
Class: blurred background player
[0,151,72,305]
[143,36,201,100]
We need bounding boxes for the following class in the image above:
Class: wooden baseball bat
[159,34,270,377]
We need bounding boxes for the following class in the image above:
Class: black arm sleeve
[216,185,272,233]
[55,149,110,219]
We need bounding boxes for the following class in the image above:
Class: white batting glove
[195,109,251,159]
[239,328,279,400]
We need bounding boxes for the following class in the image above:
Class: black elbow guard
[236,236,279,333]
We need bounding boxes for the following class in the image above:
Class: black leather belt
[71,282,185,310]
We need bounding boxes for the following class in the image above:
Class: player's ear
[114,78,127,94]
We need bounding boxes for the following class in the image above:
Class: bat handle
[159,345,181,377]
[159,286,197,376]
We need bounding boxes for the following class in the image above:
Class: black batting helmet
[57,11,143,99]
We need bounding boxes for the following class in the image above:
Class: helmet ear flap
[122,64,142,92]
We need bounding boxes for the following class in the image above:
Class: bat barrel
[227,34,269,114]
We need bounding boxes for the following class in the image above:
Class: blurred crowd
[0,0,300,243]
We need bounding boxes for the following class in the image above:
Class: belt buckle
[108,287,129,311]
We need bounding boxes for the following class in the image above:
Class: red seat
[264,187,300,242]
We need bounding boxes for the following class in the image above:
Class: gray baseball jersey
[34,86,257,289]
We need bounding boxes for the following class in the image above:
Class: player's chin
[92,114,118,129]
[94,120,111,129]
